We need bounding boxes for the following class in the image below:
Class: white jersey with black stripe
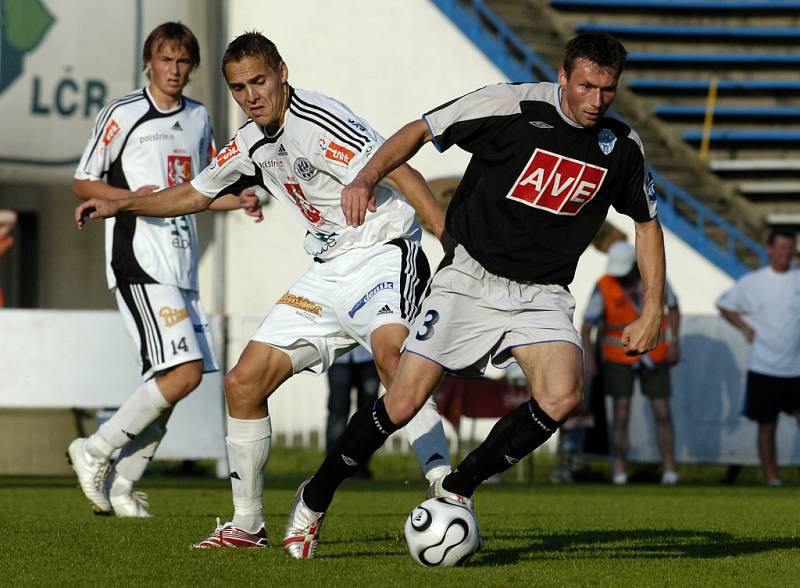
[75,86,215,290]
[191,87,420,260]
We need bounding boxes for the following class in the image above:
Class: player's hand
[620,312,662,356]
[341,177,376,228]
[239,188,264,223]
[75,198,121,229]
[131,184,159,198]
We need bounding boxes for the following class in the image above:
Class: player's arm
[718,307,754,343]
[342,119,432,228]
[665,303,681,364]
[73,178,160,202]
[75,182,210,229]
[208,189,265,222]
[385,163,445,241]
[621,218,665,355]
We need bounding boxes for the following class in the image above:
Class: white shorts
[115,282,220,381]
[405,245,581,376]
[252,238,430,374]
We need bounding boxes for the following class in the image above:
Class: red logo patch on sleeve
[215,140,240,168]
[324,141,355,166]
[506,148,607,216]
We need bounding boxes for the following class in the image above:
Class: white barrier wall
[0,309,227,472]
[623,316,800,466]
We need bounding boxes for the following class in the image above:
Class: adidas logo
[529,120,553,129]
[341,455,358,467]
[122,430,136,440]
[277,143,288,156]
[171,120,183,131]
[230,471,242,480]
[425,453,444,465]
[377,304,393,315]
[505,455,519,465]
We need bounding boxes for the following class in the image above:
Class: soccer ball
[404,497,481,567]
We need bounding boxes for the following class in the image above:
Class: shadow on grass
[319,529,800,564]
[476,529,800,566]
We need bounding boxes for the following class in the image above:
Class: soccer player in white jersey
[68,23,246,518]
[75,32,452,548]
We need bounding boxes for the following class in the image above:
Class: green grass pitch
[3,450,800,587]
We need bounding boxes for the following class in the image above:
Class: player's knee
[166,360,203,400]
[224,368,255,407]
[384,393,419,427]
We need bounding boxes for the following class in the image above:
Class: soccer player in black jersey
[287,32,667,556]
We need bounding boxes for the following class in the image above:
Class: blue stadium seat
[627,52,800,67]
[683,130,800,143]
[575,22,800,40]
[655,105,800,119]
[628,79,800,94]
[551,0,800,11]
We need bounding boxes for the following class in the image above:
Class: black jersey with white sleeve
[424,82,656,286]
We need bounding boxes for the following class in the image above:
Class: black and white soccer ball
[404,497,481,567]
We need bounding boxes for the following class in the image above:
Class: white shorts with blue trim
[404,244,581,376]
[252,239,430,374]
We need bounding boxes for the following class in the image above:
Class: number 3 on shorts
[415,310,440,341]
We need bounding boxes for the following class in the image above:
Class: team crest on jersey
[597,128,617,156]
[325,141,355,166]
[645,171,658,217]
[294,157,318,180]
[103,120,121,145]
[506,148,607,216]
[167,155,192,186]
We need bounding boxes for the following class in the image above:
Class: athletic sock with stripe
[444,398,561,497]
[303,397,399,512]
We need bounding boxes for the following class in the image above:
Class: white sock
[88,379,171,459]
[111,410,171,496]
[404,396,452,483]
[227,415,272,533]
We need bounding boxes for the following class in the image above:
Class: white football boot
[110,490,152,518]
[283,478,326,559]
[66,438,112,515]
[191,518,268,549]
[427,474,474,510]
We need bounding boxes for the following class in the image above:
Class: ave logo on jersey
[167,155,191,186]
[506,148,607,216]
[102,119,121,145]
[325,140,355,167]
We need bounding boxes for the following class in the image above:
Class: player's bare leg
[757,421,780,486]
[441,342,582,499]
[611,396,631,484]
[371,324,451,483]
[192,342,292,548]
[650,397,678,484]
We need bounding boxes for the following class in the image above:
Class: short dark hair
[142,22,200,71]
[563,32,627,76]
[222,32,283,80]
[767,228,797,245]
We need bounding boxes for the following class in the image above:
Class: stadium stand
[495,0,800,237]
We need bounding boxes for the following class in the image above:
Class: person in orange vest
[581,240,680,485]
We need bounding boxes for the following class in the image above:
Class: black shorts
[743,371,800,424]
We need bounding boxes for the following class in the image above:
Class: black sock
[444,398,561,497]
[303,397,399,512]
